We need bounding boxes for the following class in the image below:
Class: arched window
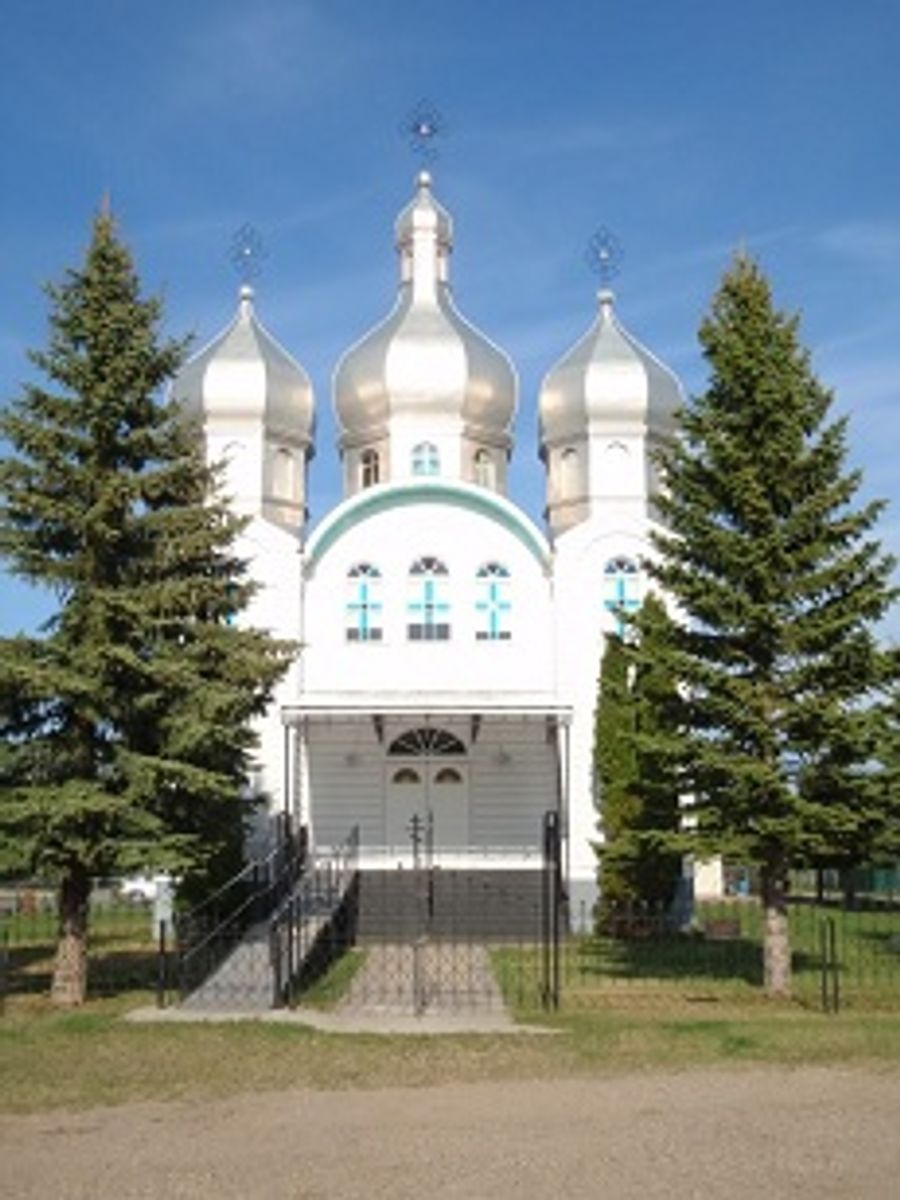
[360,449,380,489]
[475,562,511,641]
[603,556,641,636]
[433,766,464,784]
[388,728,466,756]
[272,448,295,500]
[392,767,422,784]
[346,563,383,642]
[473,449,495,489]
[560,447,579,499]
[407,556,450,641]
[412,441,440,477]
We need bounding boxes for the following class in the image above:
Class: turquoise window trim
[475,563,511,641]
[603,556,641,636]
[346,563,382,642]
[412,441,440,476]
[407,557,450,640]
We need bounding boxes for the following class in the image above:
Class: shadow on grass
[569,933,764,987]
[564,934,828,991]
[4,944,159,1000]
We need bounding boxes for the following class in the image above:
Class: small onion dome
[538,289,682,448]
[333,171,516,445]
[173,285,314,447]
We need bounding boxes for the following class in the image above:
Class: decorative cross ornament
[585,227,624,286]
[229,224,268,284]
[401,101,447,162]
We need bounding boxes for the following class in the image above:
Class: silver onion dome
[173,285,315,446]
[333,171,516,445]
[538,289,682,448]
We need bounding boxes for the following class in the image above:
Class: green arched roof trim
[305,481,551,571]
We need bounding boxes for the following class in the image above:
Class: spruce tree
[593,632,640,912]
[594,596,684,921]
[650,255,897,997]
[0,212,294,1005]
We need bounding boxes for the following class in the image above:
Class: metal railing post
[156,920,167,1009]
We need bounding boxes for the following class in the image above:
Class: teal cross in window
[603,561,640,636]
[408,578,449,629]
[476,580,511,639]
[348,580,382,640]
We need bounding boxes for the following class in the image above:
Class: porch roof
[281,696,572,725]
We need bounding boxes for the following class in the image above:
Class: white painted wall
[302,495,555,703]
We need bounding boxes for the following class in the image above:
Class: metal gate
[274,811,563,1016]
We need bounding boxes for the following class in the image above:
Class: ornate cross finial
[585,227,624,286]
[229,224,268,284]
[401,100,447,163]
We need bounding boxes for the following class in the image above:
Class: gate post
[409,813,427,1016]
[542,811,561,1011]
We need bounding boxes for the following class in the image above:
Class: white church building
[173,170,683,916]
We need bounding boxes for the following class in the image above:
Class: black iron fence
[0,885,161,1004]
[3,845,897,1015]
[545,893,900,1012]
[174,831,305,1002]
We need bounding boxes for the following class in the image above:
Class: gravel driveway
[1,1067,898,1198]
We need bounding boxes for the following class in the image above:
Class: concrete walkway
[340,940,506,1016]
[125,1003,531,1035]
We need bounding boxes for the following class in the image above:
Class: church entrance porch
[280,703,572,877]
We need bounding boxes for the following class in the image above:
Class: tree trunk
[51,868,91,1007]
[761,864,791,999]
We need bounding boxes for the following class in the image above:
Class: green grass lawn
[493,901,900,1013]
[2,903,159,999]
[1,992,900,1115]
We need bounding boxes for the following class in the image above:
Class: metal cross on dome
[229,224,268,284]
[401,101,447,162]
[585,227,624,286]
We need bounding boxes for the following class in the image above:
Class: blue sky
[1,0,898,640]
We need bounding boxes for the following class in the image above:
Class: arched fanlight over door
[433,766,464,784]
[387,728,466,756]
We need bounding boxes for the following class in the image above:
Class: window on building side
[475,562,511,641]
[412,441,440,476]
[272,448,295,500]
[603,556,641,636]
[360,449,380,488]
[560,447,579,499]
[346,563,383,642]
[473,449,495,489]
[407,556,450,640]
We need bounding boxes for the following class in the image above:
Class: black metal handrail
[176,829,306,1000]
[269,826,360,1007]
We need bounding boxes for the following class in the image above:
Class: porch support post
[282,723,292,837]
[559,717,571,891]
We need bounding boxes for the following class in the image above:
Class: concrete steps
[355,869,546,940]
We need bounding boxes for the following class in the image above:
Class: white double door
[385,761,468,852]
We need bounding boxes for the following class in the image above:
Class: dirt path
[1,1067,898,1199]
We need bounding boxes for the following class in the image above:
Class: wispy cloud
[158,2,372,118]
[469,115,690,161]
[817,221,900,269]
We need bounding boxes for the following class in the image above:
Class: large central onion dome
[539,288,681,448]
[333,172,516,474]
